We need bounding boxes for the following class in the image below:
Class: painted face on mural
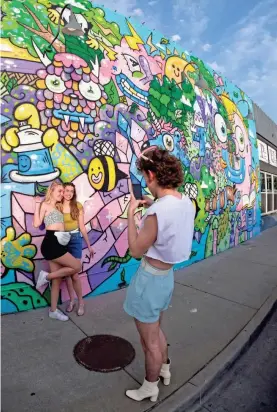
[0,0,260,315]
[165,56,187,84]
[100,37,163,108]
[220,113,249,184]
[88,157,105,190]
[18,155,31,172]
[36,52,106,145]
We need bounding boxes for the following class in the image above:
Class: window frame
[261,171,277,215]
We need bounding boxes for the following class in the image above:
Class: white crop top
[141,194,195,264]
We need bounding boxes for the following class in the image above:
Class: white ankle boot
[126,378,159,402]
[160,359,171,385]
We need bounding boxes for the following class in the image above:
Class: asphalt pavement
[195,307,277,412]
[2,227,277,412]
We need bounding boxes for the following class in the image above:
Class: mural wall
[0,0,261,314]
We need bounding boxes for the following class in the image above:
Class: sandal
[66,300,75,313]
[77,303,85,316]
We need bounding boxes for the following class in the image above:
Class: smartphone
[132,183,142,200]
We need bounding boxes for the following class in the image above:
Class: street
[196,307,277,412]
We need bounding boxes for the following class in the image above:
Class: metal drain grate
[73,334,136,373]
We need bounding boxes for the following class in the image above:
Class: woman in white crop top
[124,147,195,402]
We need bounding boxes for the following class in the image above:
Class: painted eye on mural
[214,113,227,143]
[123,54,140,73]
[45,75,66,93]
[163,134,174,152]
[235,126,245,152]
[79,80,101,101]
[141,141,151,151]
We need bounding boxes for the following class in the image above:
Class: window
[261,171,277,215]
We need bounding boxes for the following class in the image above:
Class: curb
[151,286,277,412]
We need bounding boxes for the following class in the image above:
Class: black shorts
[41,230,68,261]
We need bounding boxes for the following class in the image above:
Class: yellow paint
[46,99,53,109]
[106,156,116,191]
[36,79,46,90]
[0,39,39,61]
[88,157,105,191]
[71,122,79,131]
[221,93,243,121]
[165,56,194,85]
[51,117,61,127]
[65,135,72,145]
[63,96,70,105]
[125,20,144,51]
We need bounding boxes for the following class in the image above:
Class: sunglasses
[139,147,155,163]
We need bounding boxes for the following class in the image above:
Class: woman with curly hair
[124,147,195,402]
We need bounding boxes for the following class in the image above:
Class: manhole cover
[73,334,136,373]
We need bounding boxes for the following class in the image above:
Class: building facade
[1,1,262,314]
[254,104,277,216]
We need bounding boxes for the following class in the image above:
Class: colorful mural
[0,0,261,314]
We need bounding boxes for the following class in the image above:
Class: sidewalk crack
[174,282,257,310]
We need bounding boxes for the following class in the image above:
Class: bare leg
[135,319,162,382]
[49,262,62,312]
[72,271,84,305]
[65,276,75,302]
[47,253,81,281]
[159,314,168,363]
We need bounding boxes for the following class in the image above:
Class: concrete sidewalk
[2,227,277,412]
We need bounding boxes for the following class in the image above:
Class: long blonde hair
[44,181,63,211]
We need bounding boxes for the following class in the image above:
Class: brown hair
[63,183,80,221]
[136,147,184,188]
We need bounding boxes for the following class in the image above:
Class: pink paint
[98,200,122,231]
[55,53,87,69]
[114,227,128,256]
[82,228,115,272]
[54,93,63,104]
[16,271,34,286]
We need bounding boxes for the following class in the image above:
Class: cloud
[207,61,225,73]
[172,0,209,43]
[132,8,144,17]
[202,43,211,52]
[171,34,181,42]
[209,0,277,122]
[102,0,137,15]
[148,0,158,5]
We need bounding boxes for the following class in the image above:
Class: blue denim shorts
[67,232,82,259]
[124,259,174,323]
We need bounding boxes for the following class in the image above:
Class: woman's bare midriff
[144,255,173,270]
[45,224,65,231]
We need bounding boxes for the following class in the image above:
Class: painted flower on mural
[36,51,107,145]
[0,227,37,276]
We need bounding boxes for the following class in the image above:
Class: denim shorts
[67,232,82,259]
[123,259,174,323]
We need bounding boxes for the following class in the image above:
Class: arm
[78,207,94,257]
[33,198,46,228]
[128,197,157,259]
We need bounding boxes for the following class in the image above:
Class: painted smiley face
[88,157,105,190]
[18,155,31,172]
[165,57,188,84]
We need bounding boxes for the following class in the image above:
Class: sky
[100,0,277,123]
